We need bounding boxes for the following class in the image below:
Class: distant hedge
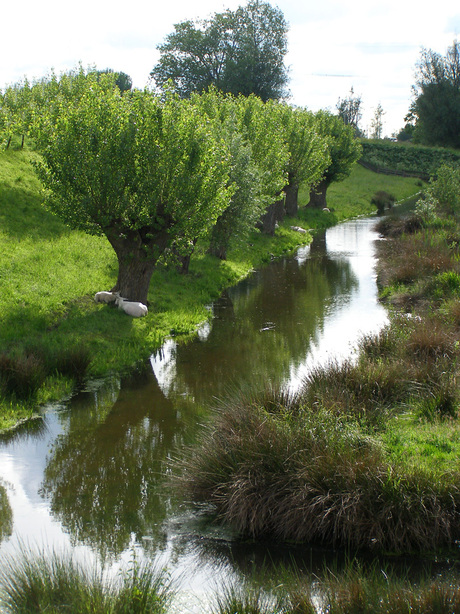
[360,140,460,179]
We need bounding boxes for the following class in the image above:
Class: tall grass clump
[0,351,47,400]
[0,344,92,402]
[177,390,460,553]
[300,358,406,428]
[0,547,173,613]
[211,582,286,614]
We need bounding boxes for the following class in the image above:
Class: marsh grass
[309,564,460,614]
[207,562,460,614]
[301,358,406,428]
[0,547,173,614]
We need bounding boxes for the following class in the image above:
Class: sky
[1,0,459,137]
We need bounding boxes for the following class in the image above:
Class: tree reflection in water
[40,369,200,560]
[0,482,13,543]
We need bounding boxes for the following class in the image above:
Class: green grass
[383,413,460,475]
[298,162,423,222]
[0,146,421,430]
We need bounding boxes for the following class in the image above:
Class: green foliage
[313,110,362,187]
[190,89,290,259]
[429,163,460,213]
[360,139,460,177]
[275,103,330,210]
[151,0,289,101]
[411,41,460,148]
[31,69,233,302]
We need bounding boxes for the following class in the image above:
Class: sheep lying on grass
[115,296,148,318]
[94,291,118,303]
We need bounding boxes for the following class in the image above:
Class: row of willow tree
[0,68,361,304]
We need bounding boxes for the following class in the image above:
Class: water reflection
[40,370,201,560]
[0,482,12,543]
[151,231,358,404]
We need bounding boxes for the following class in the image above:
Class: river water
[0,216,390,610]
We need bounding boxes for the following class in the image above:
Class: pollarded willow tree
[33,71,233,304]
[307,110,362,209]
[196,89,289,258]
[273,103,330,217]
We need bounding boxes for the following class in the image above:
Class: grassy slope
[0,146,421,430]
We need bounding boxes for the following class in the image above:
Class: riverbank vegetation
[177,164,460,557]
[2,547,460,613]
[0,547,173,613]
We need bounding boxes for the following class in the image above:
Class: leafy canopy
[313,110,362,187]
[150,0,289,101]
[33,71,232,247]
[410,41,460,148]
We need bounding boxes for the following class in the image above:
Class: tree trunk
[258,196,285,235]
[307,179,328,209]
[208,243,227,260]
[111,252,156,305]
[105,227,170,304]
[284,182,299,217]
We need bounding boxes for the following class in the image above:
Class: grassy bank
[176,172,460,556]
[0,145,421,430]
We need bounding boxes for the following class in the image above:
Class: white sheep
[115,296,148,318]
[94,291,118,304]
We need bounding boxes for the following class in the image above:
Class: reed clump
[0,344,91,401]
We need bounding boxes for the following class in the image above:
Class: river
[0,216,390,610]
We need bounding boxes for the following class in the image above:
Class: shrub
[0,351,46,399]
[430,164,460,214]
[371,190,396,214]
